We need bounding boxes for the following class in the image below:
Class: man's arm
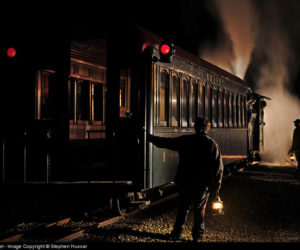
[147,134,181,151]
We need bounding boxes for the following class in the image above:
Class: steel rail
[56,192,179,242]
[0,218,71,243]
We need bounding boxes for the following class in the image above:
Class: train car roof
[70,24,250,90]
[136,25,250,89]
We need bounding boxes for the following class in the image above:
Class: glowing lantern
[212,196,224,215]
[290,154,295,162]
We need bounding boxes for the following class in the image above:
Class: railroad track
[0,193,179,243]
[0,218,71,243]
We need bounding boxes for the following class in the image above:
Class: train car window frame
[228,92,233,127]
[158,70,169,126]
[232,93,237,127]
[205,84,212,124]
[211,87,218,128]
[191,79,198,126]
[171,73,180,127]
[92,82,104,122]
[223,90,228,128]
[69,60,106,129]
[241,95,246,127]
[244,96,247,127]
[120,69,131,118]
[35,70,56,120]
[198,83,205,118]
[76,79,90,123]
[69,77,76,123]
[218,89,224,128]
[236,94,240,127]
[240,95,244,127]
[181,77,189,127]
[69,77,105,124]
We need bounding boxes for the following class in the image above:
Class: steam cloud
[253,1,300,163]
[200,0,300,163]
[200,0,258,78]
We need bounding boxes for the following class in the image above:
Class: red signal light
[7,47,16,58]
[159,41,175,63]
[160,44,170,55]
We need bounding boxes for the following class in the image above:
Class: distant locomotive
[0,24,268,213]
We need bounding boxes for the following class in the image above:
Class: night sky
[2,0,300,97]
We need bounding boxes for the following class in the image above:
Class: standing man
[289,119,300,177]
[147,117,223,242]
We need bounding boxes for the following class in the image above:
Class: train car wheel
[109,197,126,216]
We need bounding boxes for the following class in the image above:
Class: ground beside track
[76,164,300,243]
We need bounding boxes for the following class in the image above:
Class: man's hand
[214,189,220,200]
[208,185,219,200]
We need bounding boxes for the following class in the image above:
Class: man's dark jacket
[148,132,223,191]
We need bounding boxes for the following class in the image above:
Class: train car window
[76,79,90,121]
[120,79,126,107]
[241,96,246,127]
[223,91,228,127]
[241,96,243,128]
[191,80,198,124]
[92,83,104,121]
[218,89,224,128]
[205,85,212,124]
[245,97,248,127]
[159,71,169,126]
[171,75,180,127]
[35,70,55,120]
[211,88,218,128]
[232,93,237,127]
[199,83,205,118]
[240,96,244,127]
[236,94,241,127]
[120,69,131,118]
[182,79,189,127]
[228,92,233,127]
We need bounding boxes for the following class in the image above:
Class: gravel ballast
[77,165,300,243]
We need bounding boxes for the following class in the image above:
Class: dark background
[2,0,300,98]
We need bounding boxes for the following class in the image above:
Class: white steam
[200,0,300,163]
[261,88,300,163]
[200,0,258,79]
[254,2,300,163]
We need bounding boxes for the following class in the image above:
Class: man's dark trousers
[172,186,210,239]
